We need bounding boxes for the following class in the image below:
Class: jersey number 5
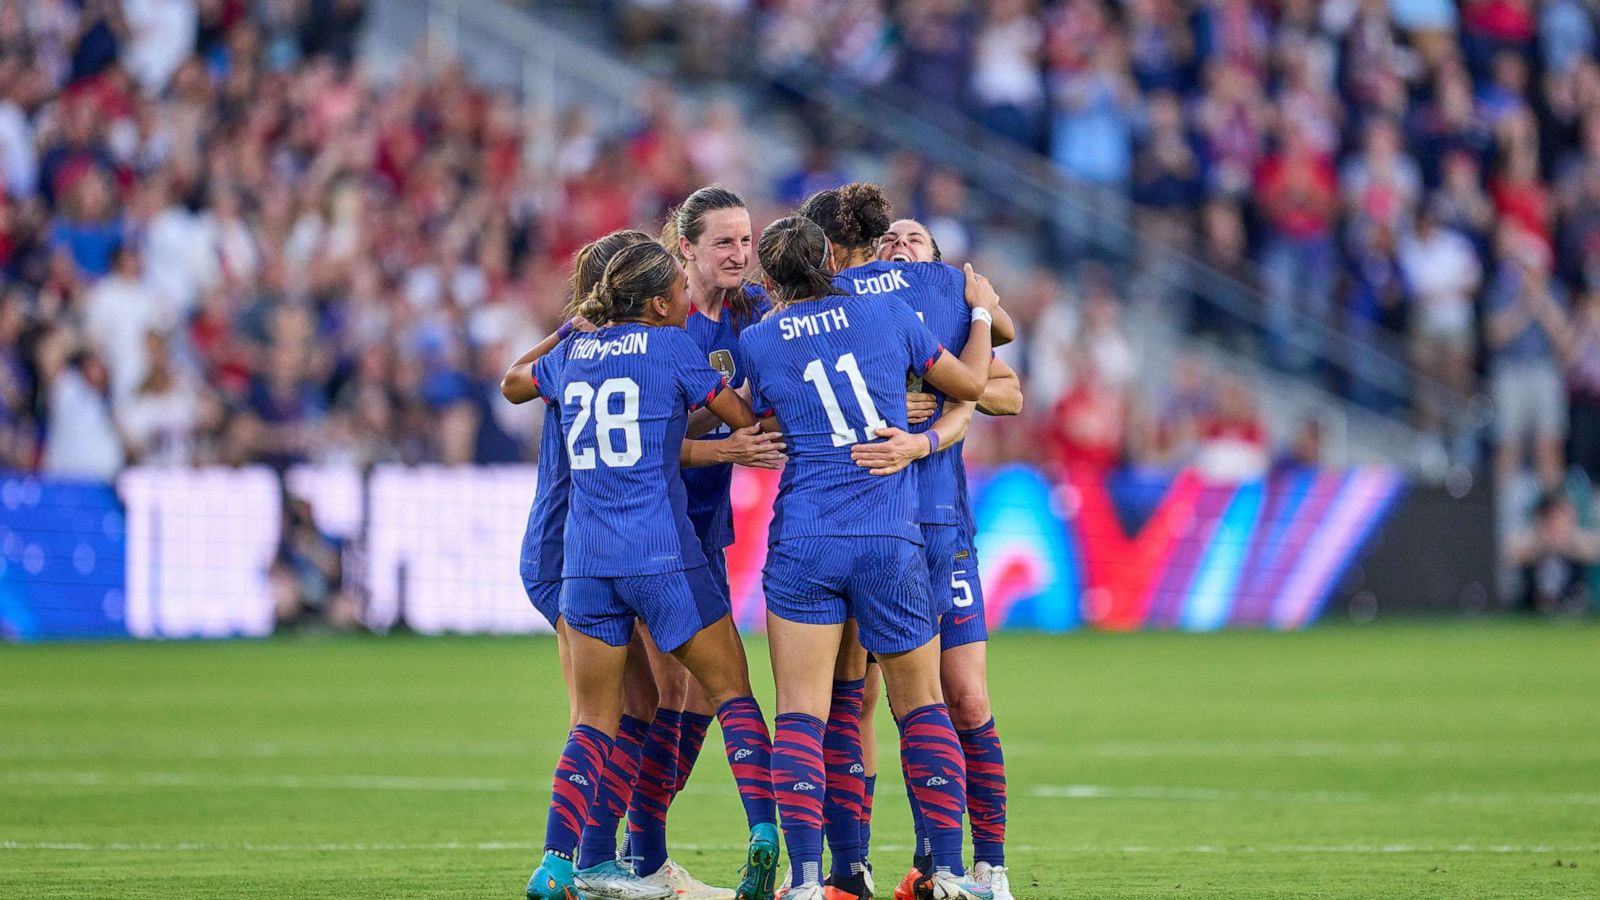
[565,378,642,469]
[803,352,887,447]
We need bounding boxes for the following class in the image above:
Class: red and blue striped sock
[823,678,867,879]
[958,717,1007,868]
[860,773,878,861]
[773,712,826,886]
[543,724,612,860]
[673,711,714,797]
[716,696,777,826]
[577,714,649,869]
[898,703,968,877]
[901,750,932,870]
[625,709,681,876]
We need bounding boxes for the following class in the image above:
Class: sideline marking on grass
[2,771,520,792]
[1033,784,1600,805]
[1088,739,1600,760]
[2,840,1595,856]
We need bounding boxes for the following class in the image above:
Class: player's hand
[722,424,786,470]
[906,391,937,425]
[963,263,999,312]
[850,426,928,476]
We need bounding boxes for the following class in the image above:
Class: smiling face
[878,219,937,263]
[680,206,753,293]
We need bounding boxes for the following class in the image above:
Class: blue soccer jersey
[521,340,573,589]
[534,323,727,578]
[835,260,972,527]
[681,284,773,550]
[739,293,944,544]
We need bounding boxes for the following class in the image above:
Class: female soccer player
[503,229,675,900]
[797,187,1021,900]
[739,216,996,900]
[619,186,784,900]
[856,215,1022,900]
[524,242,780,900]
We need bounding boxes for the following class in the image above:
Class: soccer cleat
[970,864,1011,900]
[784,883,826,900]
[891,868,922,900]
[639,858,735,900]
[527,852,583,900]
[577,858,674,900]
[775,867,792,899]
[912,871,993,900]
[736,822,781,900]
[822,869,872,900]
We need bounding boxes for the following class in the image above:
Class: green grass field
[2,622,1598,899]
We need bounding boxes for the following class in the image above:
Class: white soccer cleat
[925,870,994,900]
[638,858,736,900]
[576,859,675,900]
[774,866,792,898]
[782,882,825,900]
[971,863,1013,900]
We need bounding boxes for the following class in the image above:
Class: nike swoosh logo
[952,614,978,626]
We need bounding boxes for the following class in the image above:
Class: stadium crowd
[1,0,1597,608]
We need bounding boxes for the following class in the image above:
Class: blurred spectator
[1399,206,1481,428]
[1487,228,1569,490]
[38,331,124,479]
[82,244,163,400]
[1194,375,1269,483]
[270,492,360,631]
[971,0,1045,149]
[1504,489,1600,613]
[1565,290,1600,485]
[1256,122,1339,370]
[118,329,196,465]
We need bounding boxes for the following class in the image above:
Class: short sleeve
[738,330,774,417]
[531,346,564,406]
[668,329,727,411]
[893,301,946,377]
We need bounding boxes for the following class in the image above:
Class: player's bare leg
[555,620,578,731]
[877,641,990,900]
[941,643,1008,900]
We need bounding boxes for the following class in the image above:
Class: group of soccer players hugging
[501,182,1024,900]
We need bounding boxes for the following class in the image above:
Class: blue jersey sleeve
[666,329,727,411]
[893,301,946,377]
[532,344,565,405]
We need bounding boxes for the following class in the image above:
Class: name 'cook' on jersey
[534,323,727,578]
[834,260,973,528]
[681,284,772,550]
[738,292,944,545]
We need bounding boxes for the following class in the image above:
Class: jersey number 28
[565,378,642,468]
[803,352,887,447]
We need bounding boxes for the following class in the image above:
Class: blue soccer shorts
[522,574,561,628]
[762,535,937,656]
[560,565,726,653]
[923,523,989,649]
[703,545,732,614]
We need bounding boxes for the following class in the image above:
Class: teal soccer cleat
[736,822,781,900]
[527,851,584,900]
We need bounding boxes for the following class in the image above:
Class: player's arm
[680,423,787,469]
[851,400,976,476]
[705,382,758,430]
[990,303,1015,346]
[976,357,1023,417]
[920,264,996,402]
[500,318,591,403]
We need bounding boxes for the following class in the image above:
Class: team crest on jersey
[954,549,970,561]
[709,349,736,379]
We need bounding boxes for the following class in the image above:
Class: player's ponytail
[581,241,679,325]
[799,182,892,253]
[565,229,656,320]
[758,216,846,306]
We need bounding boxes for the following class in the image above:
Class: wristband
[925,431,941,457]
[555,320,576,340]
[971,307,994,328]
